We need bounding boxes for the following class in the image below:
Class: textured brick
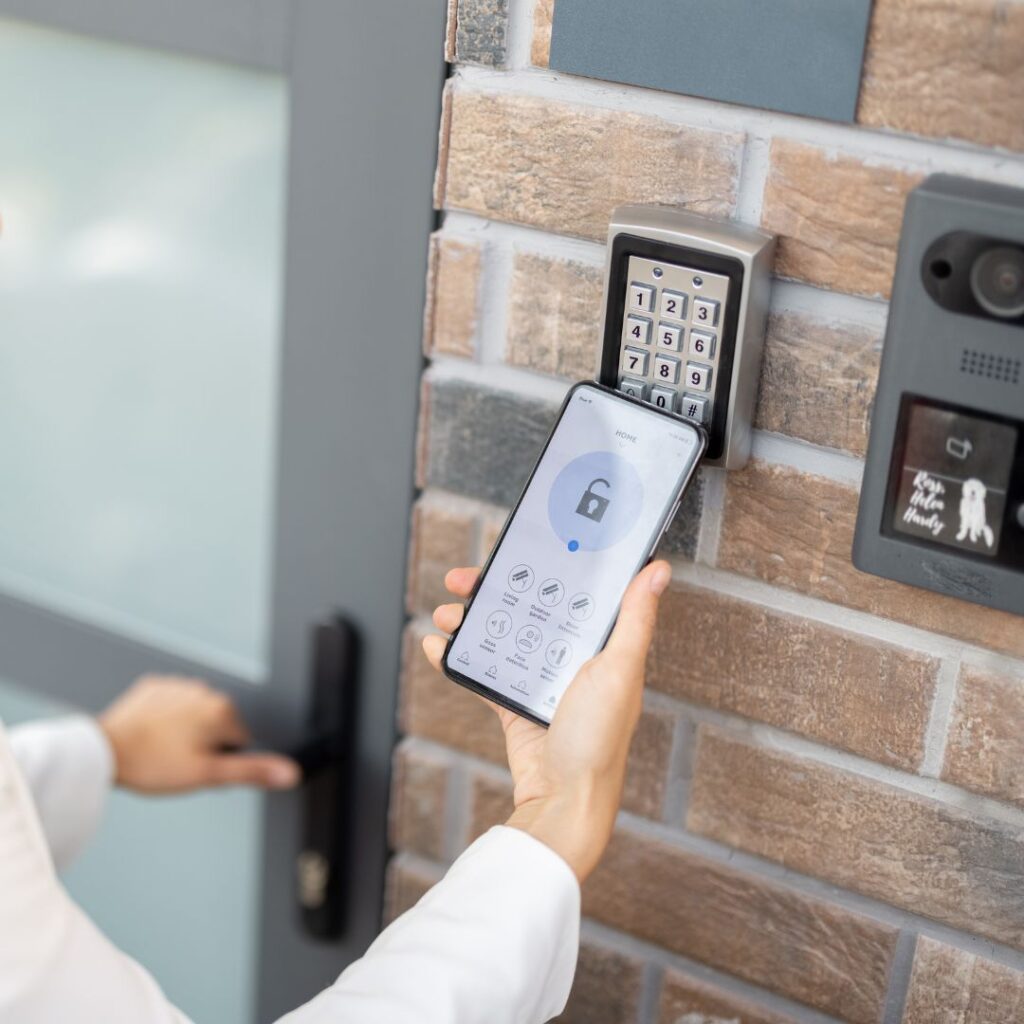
[444,0,457,61]
[405,622,678,820]
[388,741,450,861]
[419,375,558,508]
[648,583,937,770]
[583,829,897,1023]
[423,235,481,359]
[943,665,1024,809]
[419,375,705,558]
[384,854,444,924]
[506,250,603,380]
[406,491,478,615]
[468,769,513,842]
[761,140,922,299]
[858,0,1024,151]
[903,936,1024,1024]
[556,942,644,1024]
[718,461,1024,660]
[440,89,743,241]
[401,622,507,764]
[658,972,800,1024]
[688,728,1024,950]
[756,311,882,456]
[531,0,554,67]
[454,0,508,66]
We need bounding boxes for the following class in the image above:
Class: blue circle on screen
[548,451,644,552]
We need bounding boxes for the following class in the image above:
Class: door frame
[0,2,446,1018]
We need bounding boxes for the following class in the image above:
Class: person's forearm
[8,715,114,869]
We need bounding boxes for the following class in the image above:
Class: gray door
[0,2,445,1020]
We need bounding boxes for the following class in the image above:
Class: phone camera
[969,246,1024,319]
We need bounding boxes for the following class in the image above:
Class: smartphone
[442,381,706,726]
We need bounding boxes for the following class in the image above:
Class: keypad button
[685,362,713,392]
[618,376,647,399]
[689,329,716,359]
[659,290,687,321]
[656,323,683,351]
[653,353,681,384]
[692,298,720,327]
[681,394,710,424]
[624,315,652,345]
[649,385,677,412]
[629,282,656,313]
[621,347,649,376]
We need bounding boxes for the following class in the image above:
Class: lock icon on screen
[575,478,611,523]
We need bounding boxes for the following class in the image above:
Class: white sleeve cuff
[8,716,114,871]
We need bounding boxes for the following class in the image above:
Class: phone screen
[443,383,704,724]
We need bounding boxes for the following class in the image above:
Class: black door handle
[290,615,359,941]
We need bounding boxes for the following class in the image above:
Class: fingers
[602,560,671,667]
[444,567,480,598]
[432,602,465,633]
[422,634,447,671]
[204,692,251,748]
[204,753,301,790]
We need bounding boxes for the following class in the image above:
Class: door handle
[290,615,359,941]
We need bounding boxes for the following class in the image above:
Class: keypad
[616,256,730,426]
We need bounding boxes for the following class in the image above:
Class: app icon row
[507,563,594,620]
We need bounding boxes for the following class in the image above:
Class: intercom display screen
[892,402,1017,558]
[445,384,702,724]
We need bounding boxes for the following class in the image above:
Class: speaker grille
[959,348,1021,384]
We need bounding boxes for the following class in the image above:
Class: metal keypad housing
[617,255,730,427]
[599,206,776,469]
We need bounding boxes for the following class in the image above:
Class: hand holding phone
[423,558,672,882]
[442,382,705,726]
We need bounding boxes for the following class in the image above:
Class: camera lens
[970,246,1024,319]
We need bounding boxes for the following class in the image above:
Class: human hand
[423,560,670,882]
[98,675,301,794]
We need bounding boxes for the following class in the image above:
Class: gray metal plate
[550,0,873,123]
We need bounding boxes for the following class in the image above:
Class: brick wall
[392,2,1024,1022]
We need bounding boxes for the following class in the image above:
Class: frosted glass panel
[0,680,261,1024]
[0,20,288,680]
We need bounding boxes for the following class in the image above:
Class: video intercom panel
[853,175,1024,616]
[598,206,775,469]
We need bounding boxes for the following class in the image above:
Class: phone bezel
[441,380,707,727]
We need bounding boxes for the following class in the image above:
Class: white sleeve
[0,720,191,1024]
[9,715,114,871]
[279,826,580,1024]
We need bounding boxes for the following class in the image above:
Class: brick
[388,740,450,861]
[505,250,603,380]
[405,622,677,820]
[943,665,1024,809]
[406,491,478,615]
[556,942,644,1024]
[858,0,1024,152]
[384,853,445,924]
[454,0,508,66]
[401,622,507,764]
[761,140,922,299]
[902,936,1024,1024]
[423,235,481,359]
[440,89,743,241]
[468,770,513,841]
[420,375,705,560]
[443,0,457,62]
[583,829,897,1023]
[718,460,1024,661]
[658,971,801,1024]
[418,375,558,508]
[756,310,882,456]
[531,0,553,67]
[648,583,937,771]
[688,728,1024,950]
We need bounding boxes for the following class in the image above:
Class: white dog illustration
[956,478,995,548]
